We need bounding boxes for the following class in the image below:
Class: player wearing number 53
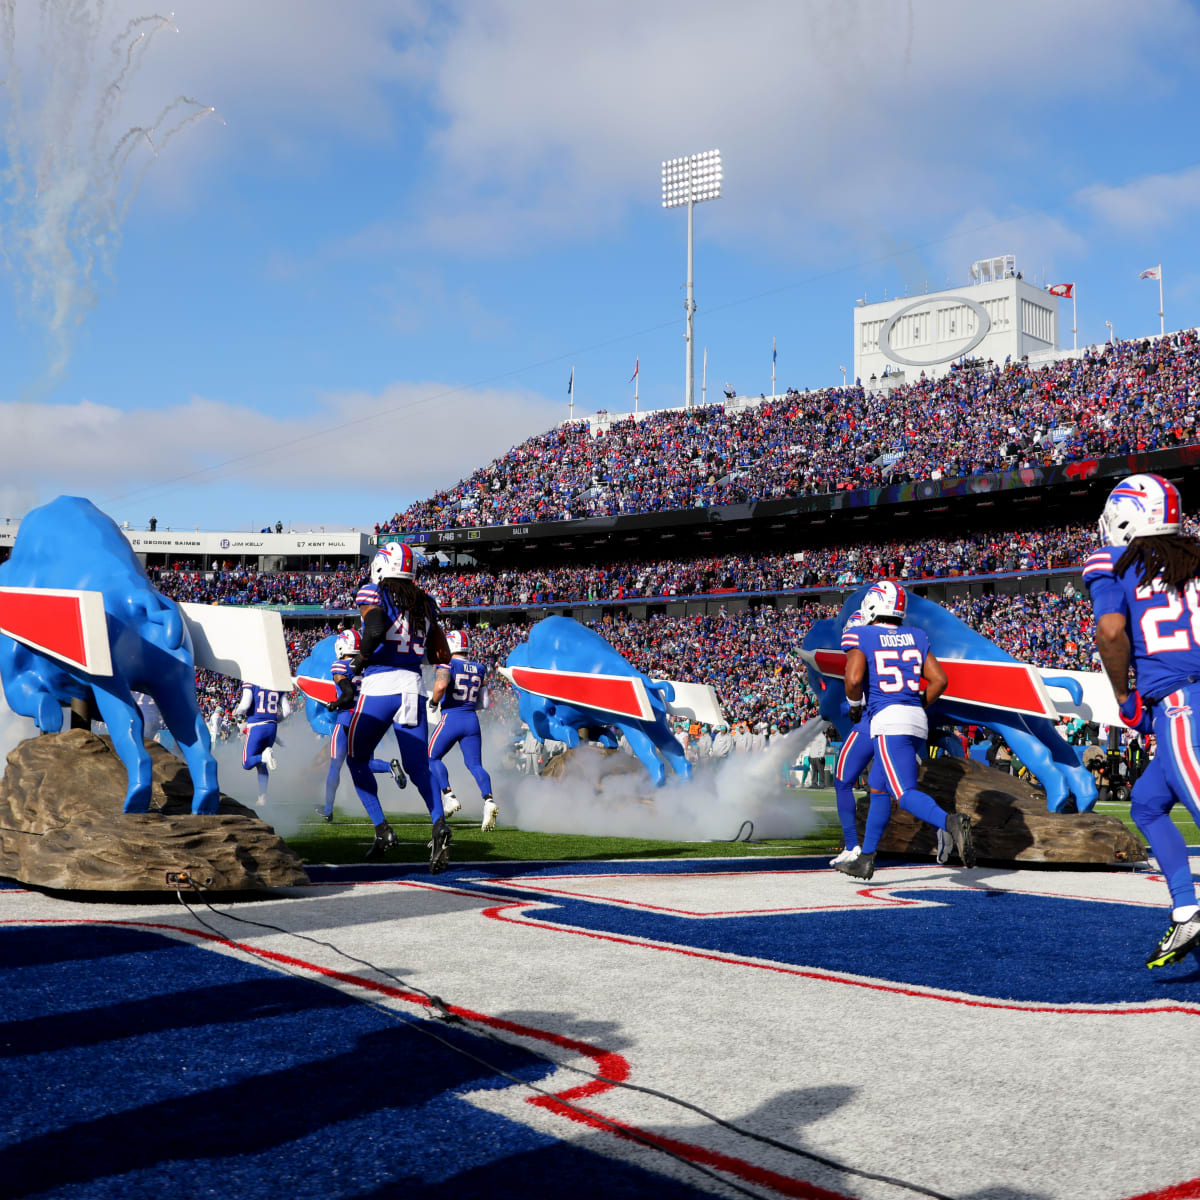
[428,629,499,833]
[1085,474,1200,968]
[838,579,976,880]
[351,542,452,868]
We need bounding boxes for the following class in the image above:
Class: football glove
[327,693,356,713]
[1118,690,1152,735]
[848,702,864,725]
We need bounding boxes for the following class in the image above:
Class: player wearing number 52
[428,629,499,833]
[352,542,452,868]
[1085,474,1200,969]
[234,682,291,805]
[839,579,976,881]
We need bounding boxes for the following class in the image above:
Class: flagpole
[701,346,707,407]
[1159,264,1165,336]
[569,365,575,422]
[634,363,639,414]
[771,336,776,398]
[1072,285,1077,351]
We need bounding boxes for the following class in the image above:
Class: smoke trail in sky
[0,2,219,379]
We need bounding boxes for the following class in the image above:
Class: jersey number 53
[874,648,923,693]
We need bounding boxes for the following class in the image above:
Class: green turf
[284,793,1197,868]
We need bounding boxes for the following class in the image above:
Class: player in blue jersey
[427,629,499,832]
[1084,473,1200,968]
[839,580,975,879]
[831,610,874,866]
[346,542,451,866]
[317,628,407,823]
[234,681,291,805]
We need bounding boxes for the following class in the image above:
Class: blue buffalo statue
[803,587,1096,813]
[295,633,341,738]
[0,496,220,814]
[504,616,689,787]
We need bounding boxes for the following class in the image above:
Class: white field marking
[6,875,1200,1200]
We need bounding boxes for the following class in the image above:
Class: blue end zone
[0,924,712,1199]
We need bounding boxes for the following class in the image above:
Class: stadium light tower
[662,149,722,408]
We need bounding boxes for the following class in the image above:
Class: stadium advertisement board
[381,442,1200,550]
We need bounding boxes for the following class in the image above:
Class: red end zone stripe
[510,666,649,720]
[0,589,87,666]
[295,676,339,705]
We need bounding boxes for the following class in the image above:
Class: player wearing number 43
[428,629,499,833]
[1084,473,1200,969]
[235,682,291,805]
[839,580,976,880]
[351,542,453,869]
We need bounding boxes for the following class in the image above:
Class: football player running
[427,629,500,833]
[348,542,452,868]
[1084,474,1200,968]
[839,580,975,880]
[235,681,291,805]
[318,628,407,823]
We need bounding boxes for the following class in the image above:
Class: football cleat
[262,746,278,772]
[1147,912,1200,969]
[945,812,976,867]
[481,798,498,833]
[835,851,876,880]
[314,805,333,824]
[830,844,861,868]
[441,788,461,817]
[389,759,408,789]
[429,817,453,874]
[365,821,399,862]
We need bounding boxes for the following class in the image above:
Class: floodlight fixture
[661,149,722,408]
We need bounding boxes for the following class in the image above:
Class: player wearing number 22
[349,542,453,868]
[428,629,499,833]
[1085,473,1200,968]
[839,579,976,880]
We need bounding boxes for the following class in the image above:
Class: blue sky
[1,0,1198,534]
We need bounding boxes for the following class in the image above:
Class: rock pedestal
[0,730,310,891]
[857,756,1146,865]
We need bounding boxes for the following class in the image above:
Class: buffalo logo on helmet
[370,540,416,583]
[1099,473,1182,546]
[862,579,907,623]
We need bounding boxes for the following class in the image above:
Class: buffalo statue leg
[91,684,156,813]
[154,674,220,815]
[617,724,668,787]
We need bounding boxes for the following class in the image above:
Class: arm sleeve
[233,687,252,720]
[357,605,390,660]
[1083,549,1127,619]
[280,696,292,720]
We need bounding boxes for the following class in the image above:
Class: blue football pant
[1131,684,1200,912]
[346,692,439,827]
[242,721,277,799]
[834,728,873,848]
[866,733,946,854]
[323,718,393,816]
[428,708,493,798]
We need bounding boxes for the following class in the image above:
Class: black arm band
[358,606,389,660]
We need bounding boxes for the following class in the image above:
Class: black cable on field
[171,882,775,1200]
[173,879,958,1200]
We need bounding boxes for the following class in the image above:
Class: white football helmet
[1098,473,1182,546]
[446,629,469,656]
[861,579,907,623]
[334,628,361,659]
[843,609,867,631]
[370,541,416,583]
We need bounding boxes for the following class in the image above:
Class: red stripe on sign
[295,676,339,705]
[812,649,848,678]
[940,659,1053,717]
[0,589,87,667]
[510,667,648,720]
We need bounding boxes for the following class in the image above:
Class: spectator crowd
[377,331,1200,533]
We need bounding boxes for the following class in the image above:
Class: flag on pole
[1139,266,1161,280]
[568,366,574,395]
[1048,283,1074,298]
[628,358,639,384]
[772,337,777,365]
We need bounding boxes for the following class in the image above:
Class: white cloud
[1077,165,1200,232]
[2,380,558,526]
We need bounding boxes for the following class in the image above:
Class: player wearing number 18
[840,580,975,880]
[1084,473,1200,968]
[428,629,499,832]
[351,542,452,868]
